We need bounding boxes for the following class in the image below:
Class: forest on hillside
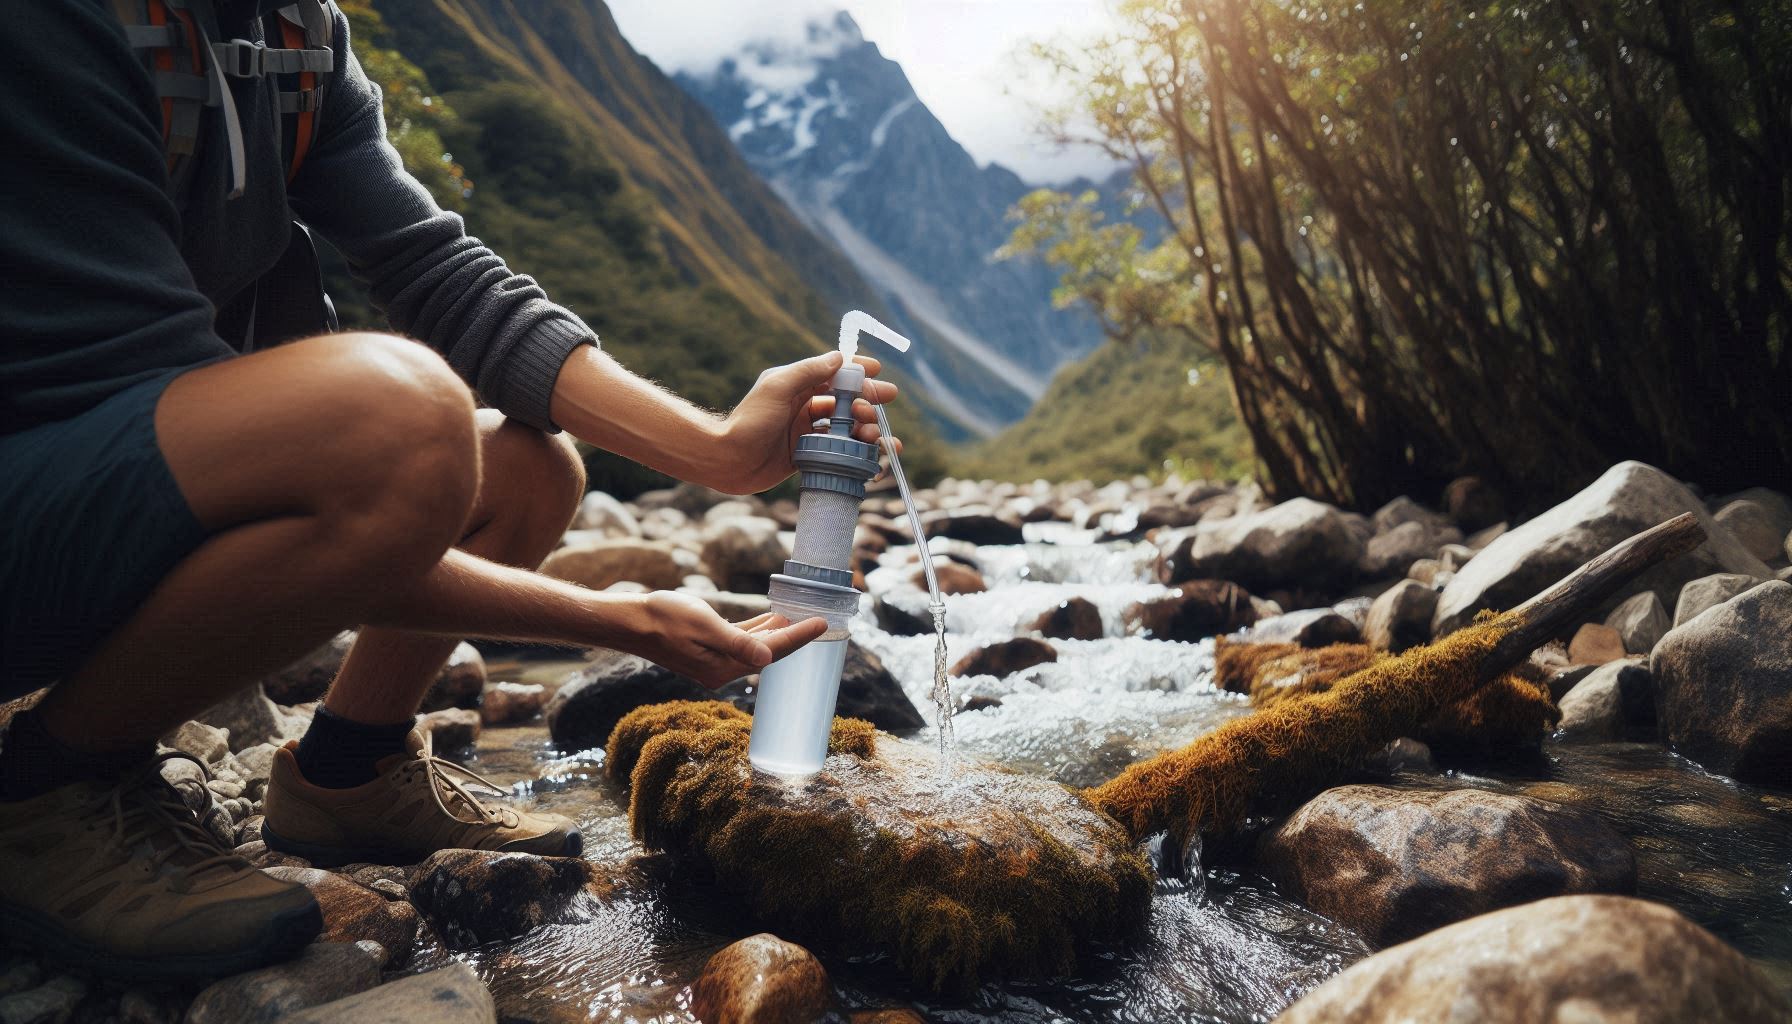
[1007,0,1790,513]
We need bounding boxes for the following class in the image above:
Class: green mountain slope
[322,0,954,489]
[956,331,1253,484]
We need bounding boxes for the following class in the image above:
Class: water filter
[748,312,912,775]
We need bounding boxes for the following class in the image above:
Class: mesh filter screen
[791,488,861,570]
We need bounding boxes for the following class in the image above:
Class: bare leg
[36,334,480,753]
[320,412,585,725]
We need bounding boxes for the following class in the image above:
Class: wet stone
[1557,659,1655,743]
[1363,580,1437,652]
[1605,590,1671,655]
[1261,785,1635,947]
[1124,580,1258,642]
[479,682,547,726]
[1277,895,1787,1023]
[689,934,834,1024]
[950,637,1058,679]
[409,850,614,948]
[1244,608,1362,648]
[1651,580,1792,785]
[1024,597,1104,641]
[420,708,481,751]
[1569,622,1627,665]
[183,942,382,1024]
[262,867,420,968]
[1673,572,1764,628]
[274,964,495,1024]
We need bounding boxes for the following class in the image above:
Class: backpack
[109,0,336,201]
[109,0,342,346]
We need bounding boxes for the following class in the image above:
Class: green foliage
[1016,0,1792,510]
[336,0,467,210]
[957,328,1252,484]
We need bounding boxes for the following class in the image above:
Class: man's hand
[709,351,901,495]
[616,591,828,688]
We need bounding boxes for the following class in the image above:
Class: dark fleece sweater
[0,0,596,436]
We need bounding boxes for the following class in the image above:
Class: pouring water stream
[873,400,953,765]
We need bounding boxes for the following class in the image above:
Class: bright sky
[607,0,1120,184]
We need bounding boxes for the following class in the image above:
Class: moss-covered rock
[605,701,1152,995]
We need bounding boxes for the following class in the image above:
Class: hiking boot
[0,752,322,980]
[262,728,581,866]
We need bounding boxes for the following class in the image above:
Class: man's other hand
[711,351,901,495]
[619,592,827,688]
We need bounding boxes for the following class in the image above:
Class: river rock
[920,561,985,595]
[1568,622,1627,665]
[479,682,547,726]
[274,964,495,1024]
[162,720,231,766]
[1024,597,1104,641]
[1363,580,1437,652]
[183,943,382,1024]
[1604,590,1671,654]
[689,934,834,1024]
[1442,475,1505,532]
[1276,895,1787,1023]
[409,850,614,948]
[194,683,312,753]
[1124,580,1258,642]
[261,867,419,967]
[1673,572,1764,628]
[419,708,480,750]
[1359,519,1463,579]
[1157,498,1366,591]
[1557,659,1654,743]
[1711,491,1792,565]
[950,637,1058,678]
[1244,608,1361,648]
[872,590,931,636]
[546,651,716,751]
[0,976,84,1024]
[1432,461,1770,636]
[1261,786,1635,947]
[260,633,485,711]
[539,539,689,591]
[1651,580,1792,785]
[922,508,1025,546]
[700,516,787,594]
[574,490,641,538]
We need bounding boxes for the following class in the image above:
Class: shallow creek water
[422,533,1792,1022]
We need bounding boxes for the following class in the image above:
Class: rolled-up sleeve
[286,12,594,431]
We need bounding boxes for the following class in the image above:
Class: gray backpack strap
[110,0,209,199]
[270,1,335,182]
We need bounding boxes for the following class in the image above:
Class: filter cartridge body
[747,425,882,775]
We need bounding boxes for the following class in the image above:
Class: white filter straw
[838,310,912,361]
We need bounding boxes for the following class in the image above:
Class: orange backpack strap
[270,2,335,183]
[110,0,210,200]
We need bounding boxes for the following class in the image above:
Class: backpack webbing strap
[274,2,333,183]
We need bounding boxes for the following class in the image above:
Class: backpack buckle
[213,39,268,78]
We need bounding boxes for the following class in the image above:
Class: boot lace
[77,751,253,895]
[403,733,519,829]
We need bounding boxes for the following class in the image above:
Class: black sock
[292,705,415,789]
[0,709,149,802]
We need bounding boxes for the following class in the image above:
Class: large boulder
[1604,590,1671,655]
[699,515,787,593]
[547,651,718,751]
[1359,505,1463,578]
[1673,572,1765,628]
[1157,498,1366,591]
[1556,658,1655,743]
[1363,580,1437,652]
[1123,580,1258,642]
[1433,462,1770,636]
[922,508,1025,546]
[1651,580,1792,785]
[539,539,690,591]
[1260,786,1634,947]
[1276,895,1786,1023]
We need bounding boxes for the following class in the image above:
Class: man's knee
[305,333,479,562]
[479,414,586,556]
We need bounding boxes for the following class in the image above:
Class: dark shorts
[1,369,211,700]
